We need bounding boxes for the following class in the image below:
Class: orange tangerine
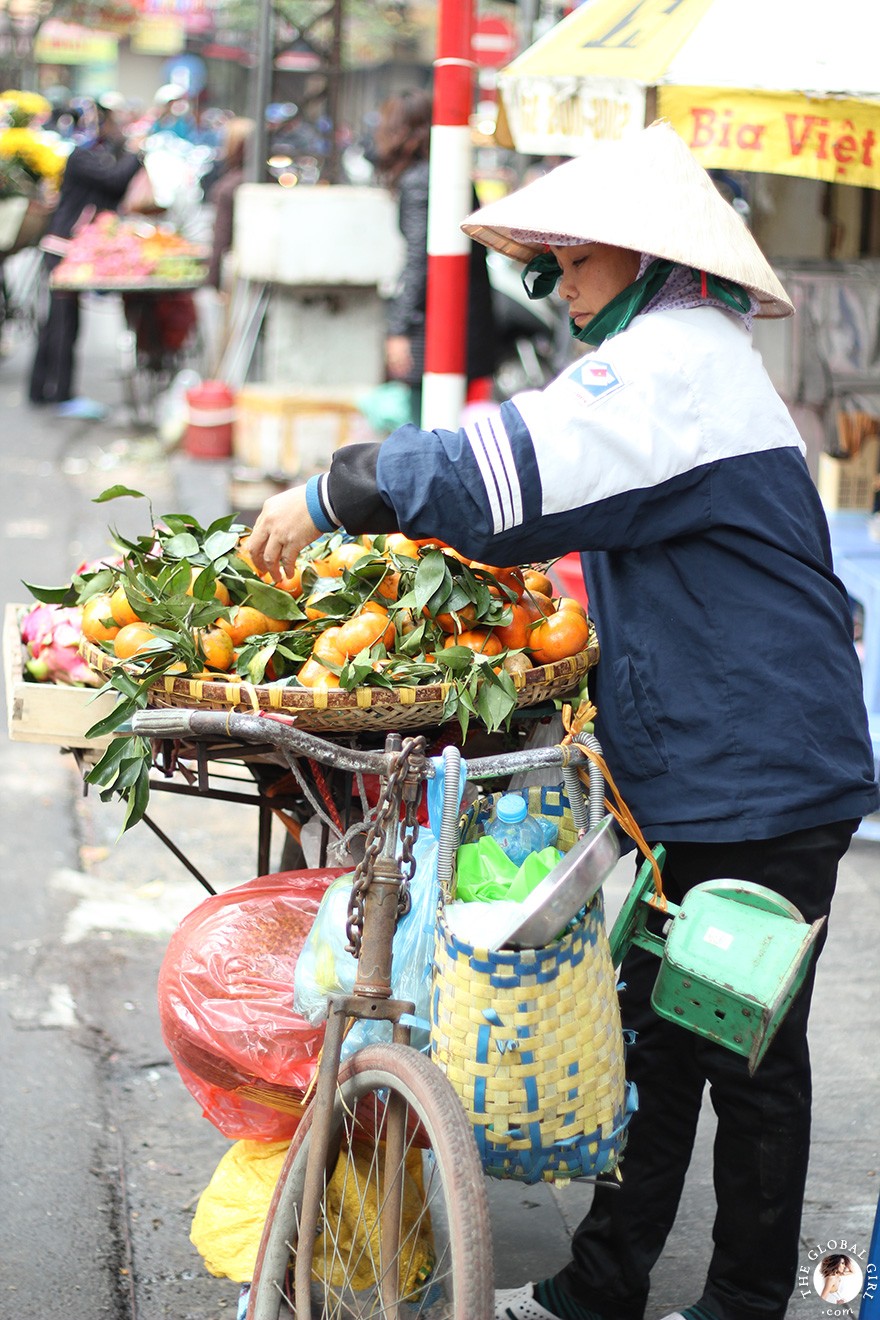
[273,567,302,596]
[493,603,530,651]
[555,596,588,619]
[385,533,421,560]
[114,622,160,659]
[303,578,343,619]
[327,542,370,573]
[236,539,260,573]
[312,626,347,666]
[337,610,395,655]
[306,556,338,579]
[81,594,120,643]
[217,605,274,646]
[312,668,341,690]
[527,611,591,665]
[521,591,555,622]
[109,584,141,628]
[470,563,525,599]
[298,657,341,689]
[425,602,477,634]
[444,628,503,657]
[194,627,235,672]
[522,569,554,598]
[374,570,401,602]
[186,567,231,606]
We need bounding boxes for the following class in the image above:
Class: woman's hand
[385,334,413,380]
[247,486,321,581]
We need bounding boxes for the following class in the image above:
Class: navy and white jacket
[310,306,878,842]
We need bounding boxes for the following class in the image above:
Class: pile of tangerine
[79,534,592,690]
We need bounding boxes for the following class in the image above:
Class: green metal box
[651,880,825,1072]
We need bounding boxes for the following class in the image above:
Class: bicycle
[118,287,203,425]
[131,706,606,1320]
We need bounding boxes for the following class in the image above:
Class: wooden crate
[817,438,880,512]
[3,603,117,749]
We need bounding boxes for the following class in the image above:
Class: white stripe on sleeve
[465,413,523,534]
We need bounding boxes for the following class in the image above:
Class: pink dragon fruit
[20,603,103,687]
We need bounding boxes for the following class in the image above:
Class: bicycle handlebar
[131,708,398,775]
[130,707,594,781]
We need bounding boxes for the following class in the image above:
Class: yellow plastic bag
[191,1135,435,1290]
[191,1139,289,1283]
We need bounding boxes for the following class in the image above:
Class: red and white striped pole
[422,0,476,429]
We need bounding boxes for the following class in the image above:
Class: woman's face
[550,242,641,328]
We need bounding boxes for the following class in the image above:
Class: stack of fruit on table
[51,213,207,288]
[27,496,595,826]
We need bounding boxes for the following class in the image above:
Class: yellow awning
[502,0,714,85]
[496,0,880,188]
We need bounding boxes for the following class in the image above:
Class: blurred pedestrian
[148,84,197,142]
[205,117,255,292]
[372,88,497,422]
[28,95,142,406]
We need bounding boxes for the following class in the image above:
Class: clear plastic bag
[507,712,568,790]
[294,756,465,1057]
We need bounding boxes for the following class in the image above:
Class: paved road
[1,296,878,1319]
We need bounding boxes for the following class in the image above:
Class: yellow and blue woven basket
[430,785,635,1184]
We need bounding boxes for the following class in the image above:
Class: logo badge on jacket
[568,360,622,403]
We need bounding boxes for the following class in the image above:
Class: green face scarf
[521,251,752,348]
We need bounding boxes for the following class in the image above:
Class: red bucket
[184,381,235,459]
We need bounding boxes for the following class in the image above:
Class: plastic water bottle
[486,794,545,866]
[535,814,559,848]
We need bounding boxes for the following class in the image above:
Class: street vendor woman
[248,122,879,1320]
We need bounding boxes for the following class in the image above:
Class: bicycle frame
[131,707,599,1318]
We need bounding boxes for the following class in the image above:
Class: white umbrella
[497,0,880,187]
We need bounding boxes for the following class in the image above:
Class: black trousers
[28,254,79,405]
[554,819,857,1320]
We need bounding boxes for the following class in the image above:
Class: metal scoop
[491,814,619,950]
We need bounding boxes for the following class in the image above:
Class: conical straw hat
[462,121,793,318]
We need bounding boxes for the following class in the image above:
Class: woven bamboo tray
[79,630,599,733]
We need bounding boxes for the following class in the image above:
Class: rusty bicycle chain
[345,735,426,958]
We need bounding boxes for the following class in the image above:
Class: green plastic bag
[455,835,562,904]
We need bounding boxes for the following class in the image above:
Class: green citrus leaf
[162,532,201,560]
[93,486,147,503]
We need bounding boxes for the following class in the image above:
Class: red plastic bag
[158,869,345,1140]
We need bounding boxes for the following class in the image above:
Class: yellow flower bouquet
[0,89,51,129]
[0,92,61,249]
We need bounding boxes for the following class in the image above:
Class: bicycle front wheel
[248,1043,493,1319]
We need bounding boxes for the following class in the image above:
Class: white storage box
[233,184,404,287]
